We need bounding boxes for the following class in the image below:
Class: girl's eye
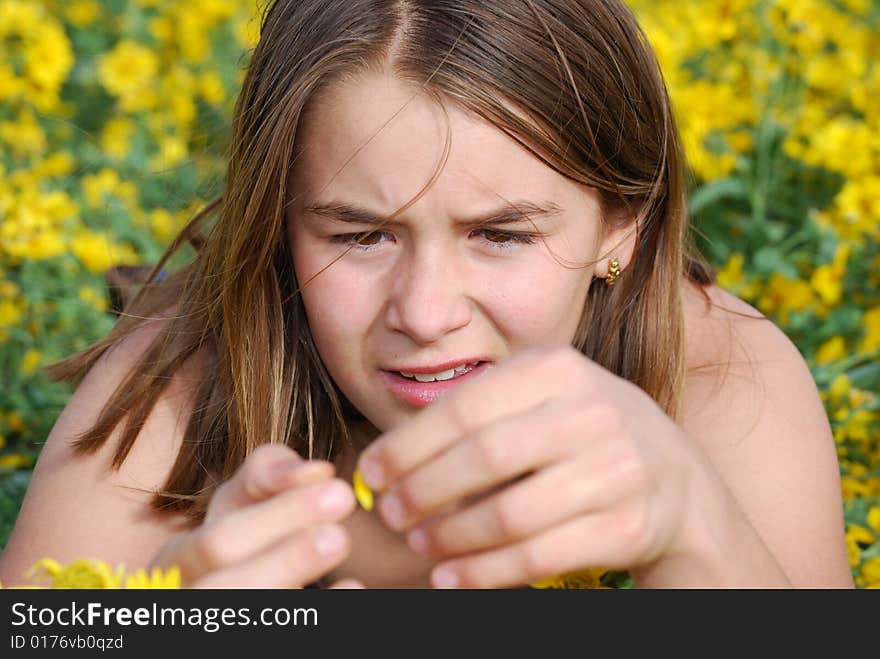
[330,231,392,249]
[474,229,538,248]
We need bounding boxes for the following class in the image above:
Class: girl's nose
[383,249,472,345]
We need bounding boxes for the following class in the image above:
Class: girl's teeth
[415,369,455,382]
[398,363,478,382]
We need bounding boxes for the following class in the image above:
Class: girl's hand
[149,444,362,588]
[356,344,719,588]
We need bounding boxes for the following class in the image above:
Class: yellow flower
[0,109,47,158]
[859,307,880,354]
[198,71,226,105]
[816,336,846,365]
[23,22,74,97]
[531,568,610,589]
[846,535,861,567]
[716,253,745,290]
[101,118,136,160]
[79,287,108,312]
[71,231,140,274]
[27,559,124,589]
[149,134,188,170]
[868,508,880,535]
[861,557,880,587]
[841,475,871,499]
[14,558,181,589]
[353,469,374,511]
[66,0,100,27]
[810,265,843,307]
[811,244,850,307]
[0,1,73,110]
[124,565,181,589]
[0,299,23,327]
[36,152,75,177]
[82,168,121,208]
[0,454,33,469]
[757,274,816,324]
[828,374,851,406]
[7,411,23,432]
[98,40,159,111]
[20,348,41,375]
[150,208,183,243]
[847,524,875,546]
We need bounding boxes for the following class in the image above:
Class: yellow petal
[353,468,374,511]
[531,568,608,589]
[26,558,64,579]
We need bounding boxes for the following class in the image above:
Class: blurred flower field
[0,0,878,586]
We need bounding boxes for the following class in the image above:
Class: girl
[0,0,853,588]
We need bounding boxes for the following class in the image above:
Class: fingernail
[431,565,459,589]
[317,482,351,513]
[313,526,346,555]
[380,493,405,529]
[407,528,429,555]
[359,457,385,490]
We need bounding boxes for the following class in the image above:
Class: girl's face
[287,70,629,432]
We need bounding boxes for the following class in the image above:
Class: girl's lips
[379,362,493,407]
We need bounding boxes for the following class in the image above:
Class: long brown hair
[50,0,723,526]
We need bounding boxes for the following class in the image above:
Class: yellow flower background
[0,0,878,588]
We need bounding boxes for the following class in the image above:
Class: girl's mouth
[380,361,492,407]
[396,361,480,382]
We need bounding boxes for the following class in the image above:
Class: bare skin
[0,280,852,588]
[0,71,852,589]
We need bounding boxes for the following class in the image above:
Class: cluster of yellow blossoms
[1,0,878,587]
[0,558,180,589]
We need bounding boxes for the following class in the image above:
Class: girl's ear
[593,213,640,282]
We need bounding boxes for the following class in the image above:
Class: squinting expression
[287,69,613,432]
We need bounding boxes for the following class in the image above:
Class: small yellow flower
[125,565,181,589]
[815,336,846,365]
[847,524,875,546]
[867,507,880,535]
[21,348,41,375]
[352,469,374,511]
[8,411,23,432]
[27,559,124,589]
[531,568,610,589]
[0,453,32,469]
[66,0,100,27]
[79,287,108,312]
[15,558,181,589]
[861,557,880,587]
[846,536,861,567]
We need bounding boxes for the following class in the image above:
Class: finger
[178,479,355,582]
[360,345,597,489]
[376,398,579,530]
[407,452,630,556]
[327,578,366,589]
[191,524,350,588]
[429,513,626,589]
[208,445,334,520]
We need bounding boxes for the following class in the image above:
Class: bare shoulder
[679,281,851,586]
[0,317,203,587]
[680,281,818,430]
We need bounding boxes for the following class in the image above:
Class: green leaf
[689,177,750,216]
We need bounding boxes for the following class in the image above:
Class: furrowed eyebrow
[301,200,563,229]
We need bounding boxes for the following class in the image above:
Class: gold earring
[606,257,620,286]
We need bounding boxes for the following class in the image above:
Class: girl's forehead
[292,70,579,213]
